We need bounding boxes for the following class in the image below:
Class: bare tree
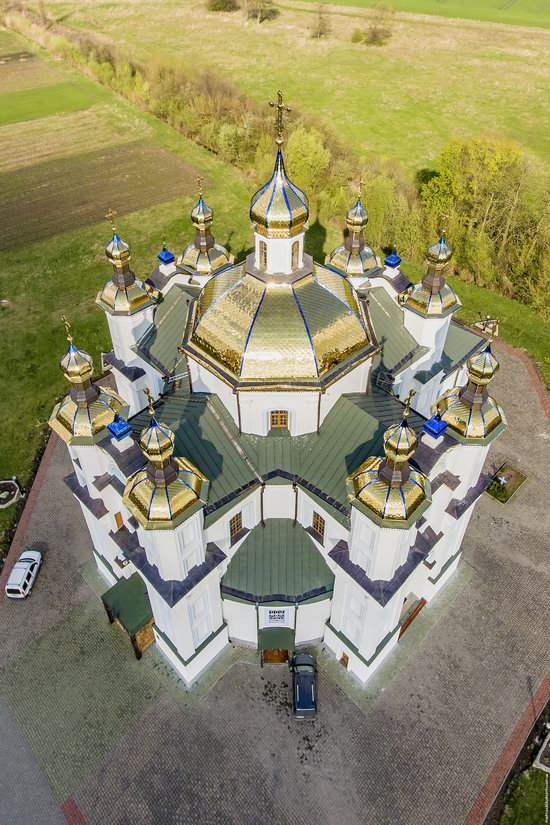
[311,4,330,39]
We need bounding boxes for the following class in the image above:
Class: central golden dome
[250,149,309,238]
[183,263,375,390]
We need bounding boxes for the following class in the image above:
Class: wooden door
[263,648,289,664]
[399,598,426,639]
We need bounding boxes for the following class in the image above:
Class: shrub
[207,0,239,10]
[350,28,364,43]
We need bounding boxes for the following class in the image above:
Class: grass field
[40,0,550,173]
[501,768,549,823]
[301,0,550,28]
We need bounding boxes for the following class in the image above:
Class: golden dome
[326,244,377,278]
[49,387,125,444]
[383,420,418,462]
[123,456,208,530]
[191,196,213,228]
[404,282,460,317]
[105,233,130,266]
[427,235,452,265]
[250,149,309,239]
[182,262,375,390]
[60,342,94,383]
[346,198,368,230]
[437,387,504,441]
[139,417,175,463]
[467,345,499,385]
[96,280,158,315]
[179,243,231,276]
[349,456,429,524]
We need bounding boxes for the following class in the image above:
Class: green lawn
[0,80,109,125]
[301,0,550,28]
[40,0,550,173]
[501,768,549,824]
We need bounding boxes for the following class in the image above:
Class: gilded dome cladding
[60,343,93,383]
[250,150,309,238]
[327,244,377,277]
[427,235,452,265]
[96,280,157,316]
[49,387,124,444]
[350,456,429,523]
[405,282,460,317]
[467,345,499,385]
[191,196,213,227]
[123,457,208,530]
[139,417,175,462]
[383,421,418,462]
[185,263,374,388]
[346,198,368,230]
[105,233,130,265]
[179,243,231,276]
[437,387,504,441]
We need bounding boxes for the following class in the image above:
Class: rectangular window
[312,511,325,539]
[270,410,288,429]
[229,511,243,543]
[259,240,267,271]
[189,591,211,648]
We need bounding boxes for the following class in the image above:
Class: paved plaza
[1,342,549,825]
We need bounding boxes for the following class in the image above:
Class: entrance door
[398,595,426,639]
[263,648,289,664]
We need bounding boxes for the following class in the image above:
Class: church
[49,93,505,685]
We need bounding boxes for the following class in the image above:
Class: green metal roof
[101,572,152,637]
[222,519,334,602]
[368,287,426,374]
[136,284,200,376]
[258,627,295,651]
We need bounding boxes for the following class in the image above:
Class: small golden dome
[383,420,418,463]
[96,280,157,316]
[179,243,232,277]
[60,342,94,383]
[427,235,452,265]
[404,282,460,317]
[350,456,429,524]
[105,233,130,266]
[437,387,504,441]
[123,456,208,530]
[326,244,377,277]
[191,196,213,228]
[467,345,499,386]
[139,417,175,463]
[250,149,309,238]
[49,387,125,444]
[346,198,368,230]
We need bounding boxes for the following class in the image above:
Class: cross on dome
[196,175,204,198]
[104,207,117,234]
[269,90,291,146]
[402,388,416,419]
[144,386,156,417]
[61,314,73,343]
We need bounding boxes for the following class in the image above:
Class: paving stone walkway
[0,342,549,825]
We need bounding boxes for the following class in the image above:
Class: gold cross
[144,387,155,418]
[402,388,416,419]
[61,315,73,342]
[358,177,364,199]
[269,91,291,147]
[104,208,117,233]
[196,176,204,198]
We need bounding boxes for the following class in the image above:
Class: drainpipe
[293,480,298,526]
[260,482,265,527]
[236,391,242,435]
[317,392,322,434]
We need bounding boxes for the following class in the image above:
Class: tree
[286,126,331,205]
[244,0,277,23]
[364,3,394,46]
[207,0,239,10]
[311,5,330,39]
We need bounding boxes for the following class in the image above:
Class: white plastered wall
[106,306,155,364]
[254,231,304,275]
[139,509,206,582]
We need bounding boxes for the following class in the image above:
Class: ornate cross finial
[105,208,117,234]
[269,91,291,147]
[144,387,155,418]
[196,176,204,198]
[358,177,364,199]
[61,315,73,343]
[402,388,416,419]
[161,234,166,248]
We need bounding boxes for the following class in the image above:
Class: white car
[4,550,42,599]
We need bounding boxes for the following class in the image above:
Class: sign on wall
[263,607,290,626]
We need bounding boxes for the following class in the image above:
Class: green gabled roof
[221,519,334,602]
[368,287,426,374]
[136,283,200,376]
[101,572,152,637]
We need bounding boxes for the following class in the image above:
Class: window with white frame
[188,591,211,648]
[343,591,365,647]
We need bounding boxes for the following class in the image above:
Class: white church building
[49,96,505,685]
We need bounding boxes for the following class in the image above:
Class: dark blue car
[290,654,317,720]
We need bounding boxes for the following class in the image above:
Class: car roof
[18,549,41,563]
[293,654,315,666]
[7,564,27,587]
[296,673,315,709]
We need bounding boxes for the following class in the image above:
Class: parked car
[290,653,317,720]
[4,550,42,599]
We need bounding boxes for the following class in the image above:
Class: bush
[207,0,239,10]
[351,28,364,43]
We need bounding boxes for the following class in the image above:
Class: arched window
[259,241,267,271]
[292,240,299,270]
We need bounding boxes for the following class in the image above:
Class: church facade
[49,95,505,685]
